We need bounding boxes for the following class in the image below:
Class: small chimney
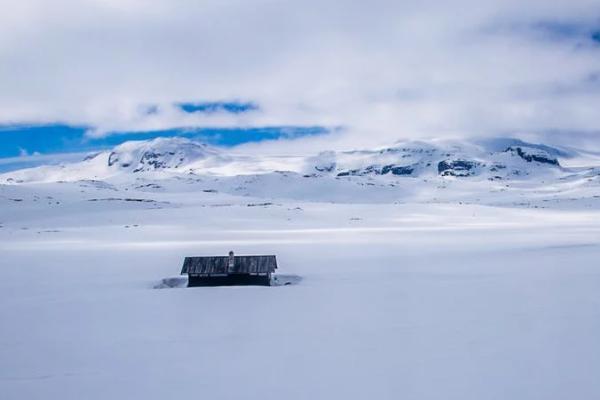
[228,251,235,272]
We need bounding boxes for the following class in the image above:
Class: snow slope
[1,136,600,399]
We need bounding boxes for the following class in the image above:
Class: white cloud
[0,0,599,147]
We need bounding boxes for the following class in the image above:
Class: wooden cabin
[181,251,277,287]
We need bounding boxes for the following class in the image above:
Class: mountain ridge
[1,136,597,185]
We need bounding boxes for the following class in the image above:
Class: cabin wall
[188,274,271,287]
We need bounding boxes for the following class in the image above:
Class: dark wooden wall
[188,274,271,287]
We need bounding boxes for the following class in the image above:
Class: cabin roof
[181,255,277,275]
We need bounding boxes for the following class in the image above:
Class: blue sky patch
[0,124,90,158]
[178,101,259,114]
[0,124,329,161]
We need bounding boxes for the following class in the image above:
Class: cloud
[15,146,40,158]
[0,151,89,173]
[0,0,599,148]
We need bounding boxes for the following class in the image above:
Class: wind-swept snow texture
[1,137,600,399]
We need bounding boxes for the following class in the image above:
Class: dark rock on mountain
[505,147,559,166]
[83,152,101,161]
[489,163,507,172]
[337,164,415,177]
[315,163,336,172]
[438,160,480,177]
[108,152,119,167]
[381,165,414,175]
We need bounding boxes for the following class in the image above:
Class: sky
[1,0,600,169]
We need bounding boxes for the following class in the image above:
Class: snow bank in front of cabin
[153,276,188,289]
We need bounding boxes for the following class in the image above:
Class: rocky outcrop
[505,147,559,166]
[337,164,415,177]
[381,165,414,175]
[438,160,480,177]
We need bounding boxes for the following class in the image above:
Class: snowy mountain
[104,137,223,172]
[2,135,599,208]
[304,139,567,180]
[1,136,596,184]
[0,137,227,183]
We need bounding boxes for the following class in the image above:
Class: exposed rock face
[489,163,507,172]
[315,163,336,173]
[83,152,101,161]
[381,165,414,175]
[437,160,480,177]
[134,151,181,172]
[107,152,119,167]
[337,164,415,177]
[308,151,337,173]
[505,146,559,166]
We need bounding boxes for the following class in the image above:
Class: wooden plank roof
[181,255,277,275]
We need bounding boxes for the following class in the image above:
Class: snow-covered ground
[1,137,600,399]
